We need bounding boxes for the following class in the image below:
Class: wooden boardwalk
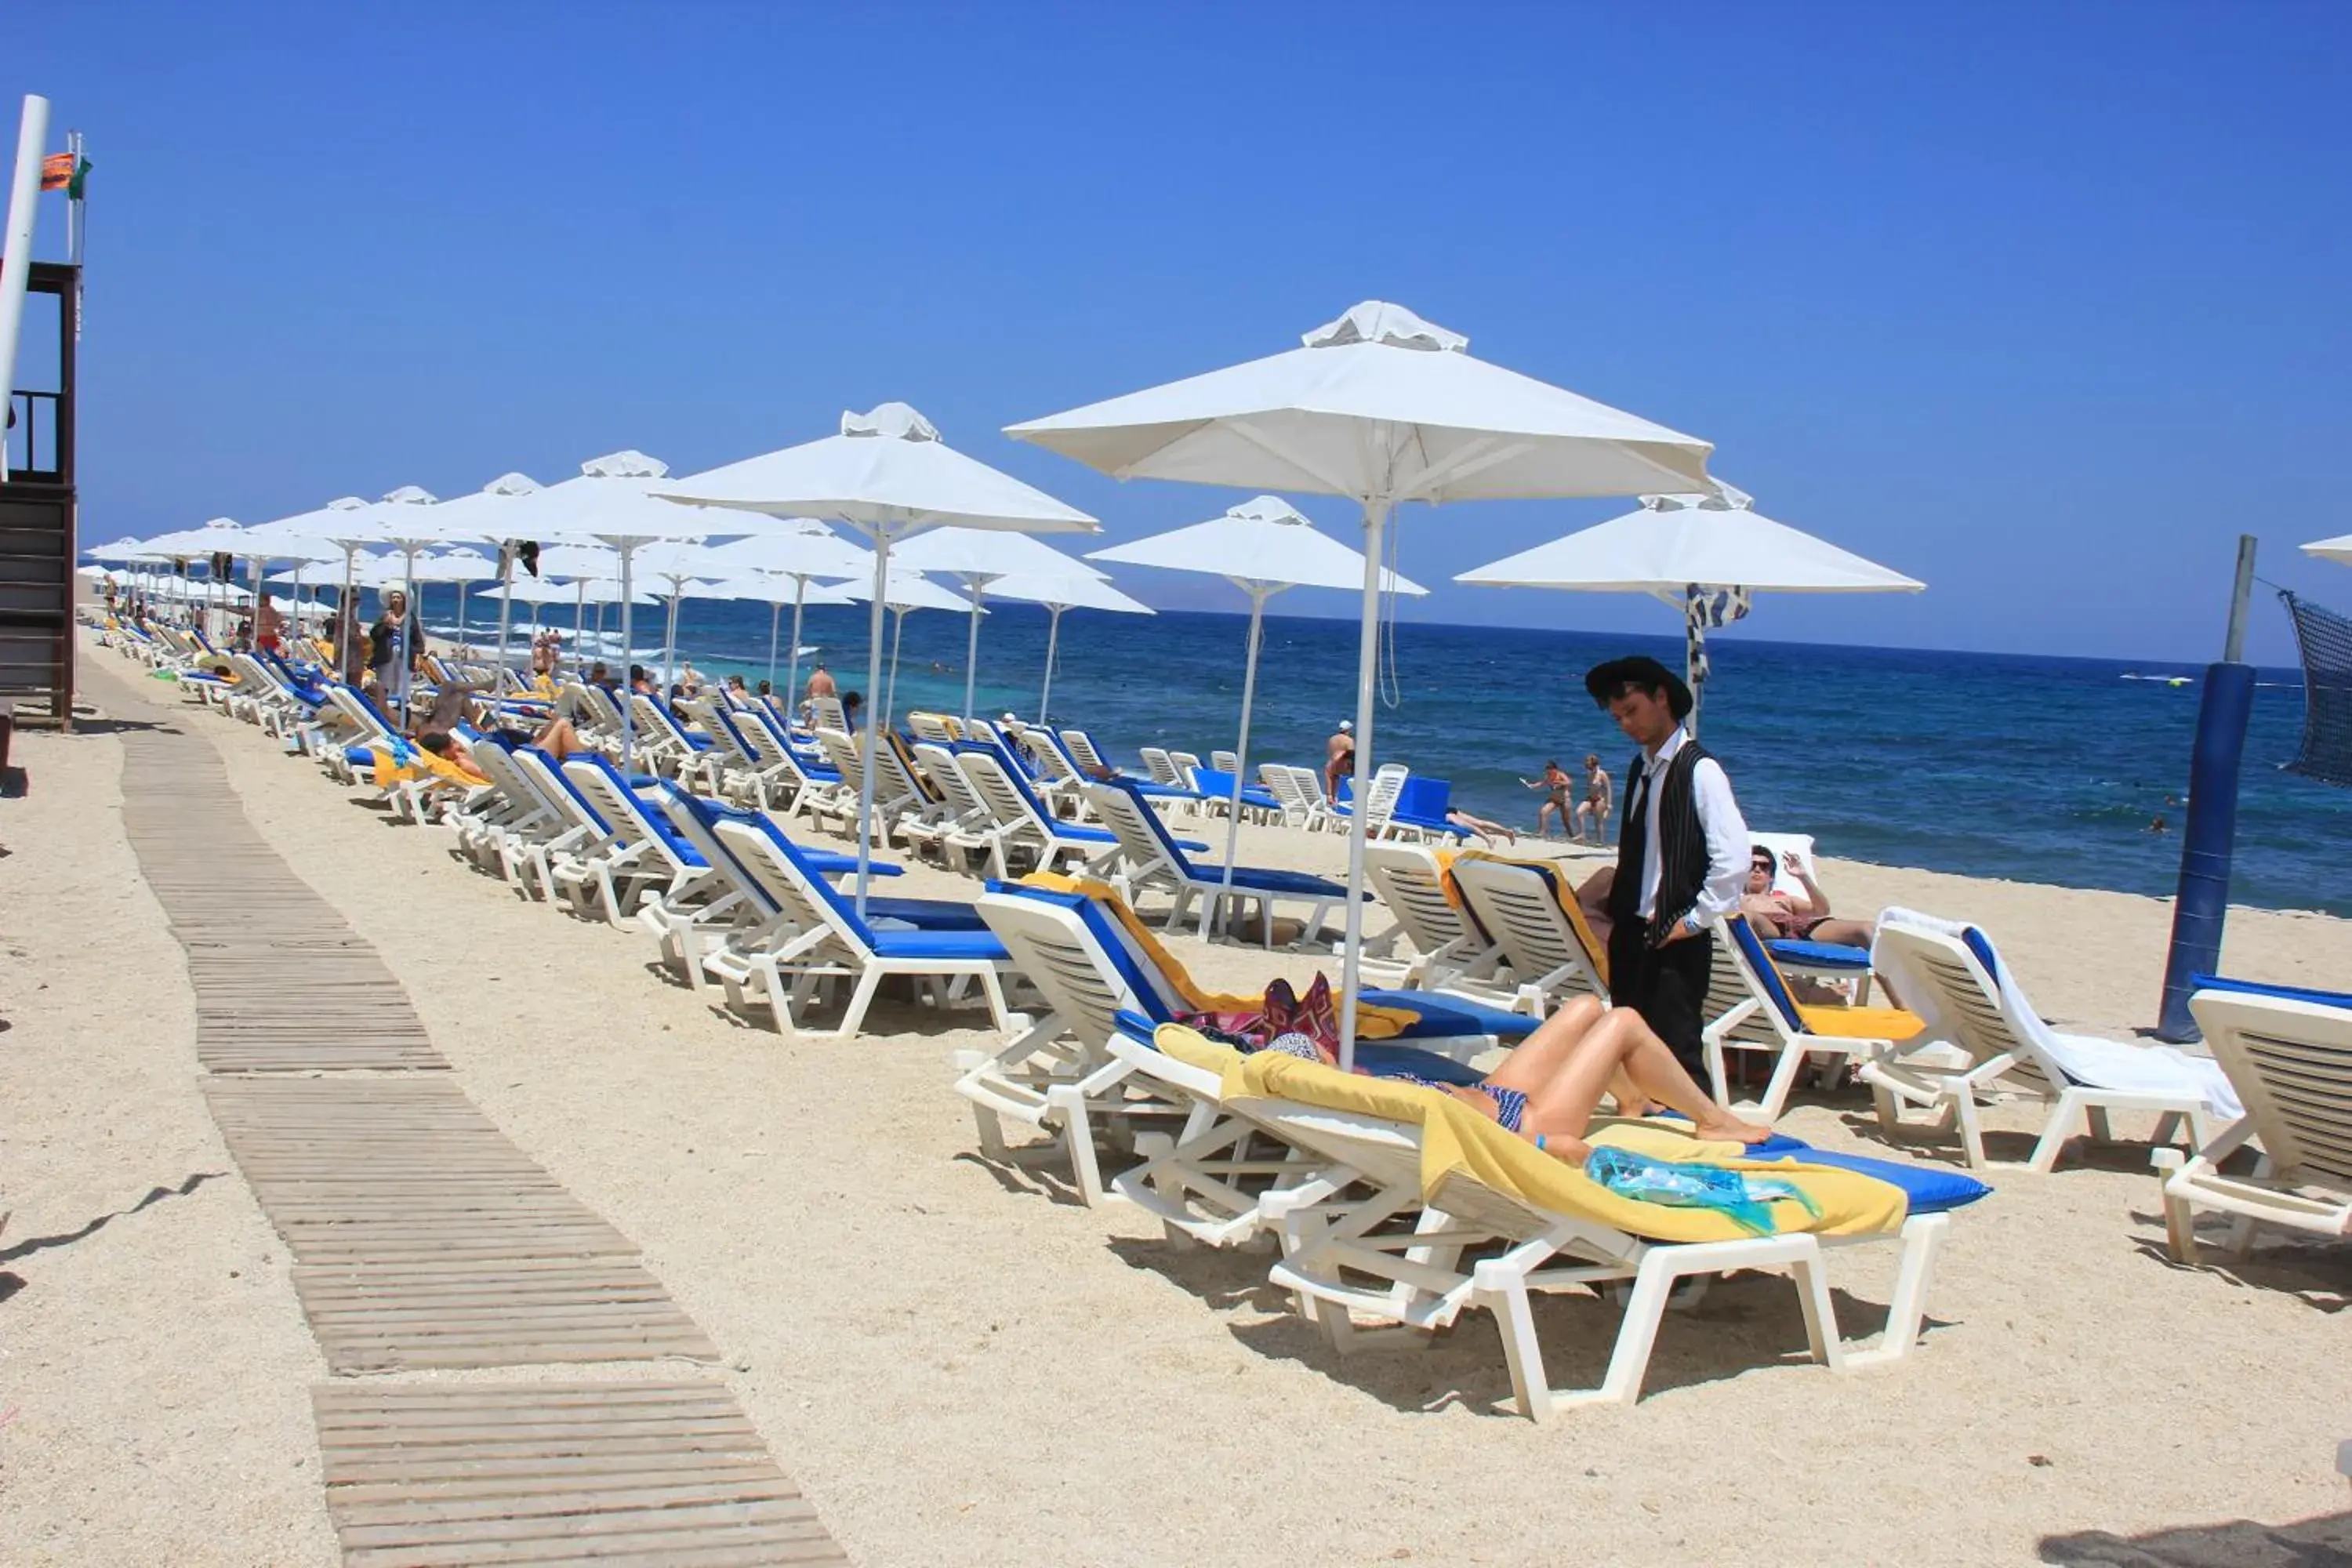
[114,713,845,1564]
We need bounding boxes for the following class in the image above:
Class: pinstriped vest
[1607,739,1714,943]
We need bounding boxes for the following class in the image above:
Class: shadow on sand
[2040,1509,2352,1566]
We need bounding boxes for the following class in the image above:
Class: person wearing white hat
[1324,718,1356,803]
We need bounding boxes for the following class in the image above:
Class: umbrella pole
[884,605,906,731]
[1216,586,1269,936]
[854,531,893,917]
[341,543,358,680]
[494,545,516,695]
[575,580,586,644]
[618,545,637,770]
[456,579,469,653]
[766,600,782,691]
[400,544,419,729]
[785,575,808,708]
[1038,605,1062,725]
[662,588,681,691]
[961,582,983,725]
[1337,499,1392,1073]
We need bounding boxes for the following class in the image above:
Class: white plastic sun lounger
[2155,979,2352,1264]
[705,813,1014,1039]
[1861,914,2240,1170]
[1355,841,1532,1007]
[1443,855,1607,1013]
[1706,915,1930,1122]
[1242,1069,1955,1419]
[1079,778,1349,949]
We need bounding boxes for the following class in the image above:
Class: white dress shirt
[1632,725,1751,930]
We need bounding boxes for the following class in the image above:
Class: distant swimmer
[1324,718,1356,801]
[2148,814,2169,833]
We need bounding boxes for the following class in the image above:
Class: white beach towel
[1874,906,2245,1121]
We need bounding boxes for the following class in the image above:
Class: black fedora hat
[1584,655,1694,722]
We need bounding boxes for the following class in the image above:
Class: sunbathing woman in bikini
[1277,992,1773,1162]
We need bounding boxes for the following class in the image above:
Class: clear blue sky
[16,2,2352,663]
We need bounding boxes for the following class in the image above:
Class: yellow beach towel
[1194,1028,1907,1244]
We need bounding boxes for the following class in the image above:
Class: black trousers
[1606,916,1714,1083]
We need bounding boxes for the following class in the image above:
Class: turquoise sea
[417,586,2349,918]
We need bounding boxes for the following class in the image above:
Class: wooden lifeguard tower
[0,256,78,731]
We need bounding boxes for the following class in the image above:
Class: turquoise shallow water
[423,586,2350,917]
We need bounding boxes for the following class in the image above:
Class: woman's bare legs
[532,715,586,761]
[1481,1000,1772,1159]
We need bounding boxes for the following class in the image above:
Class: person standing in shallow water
[1584,655,1751,1086]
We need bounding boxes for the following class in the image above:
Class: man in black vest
[1584,656,1751,1083]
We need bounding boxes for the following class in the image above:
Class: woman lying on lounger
[1269,990,1773,1162]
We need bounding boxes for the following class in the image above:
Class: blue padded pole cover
[2156,661,2256,1042]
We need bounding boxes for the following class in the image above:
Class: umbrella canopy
[840,571,981,728]
[1088,495,1426,914]
[2303,535,2352,566]
[655,402,1098,913]
[891,525,1108,723]
[703,524,870,696]
[485,577,653,606]
[135,517,248,558]
[981,568,1153,726]
[1010,299,1715,1064]
[535,543,626,581]
[82,535,156,563]
[1457,484,1922,728]
[1087,493,1424,595]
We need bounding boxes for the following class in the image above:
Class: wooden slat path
[313,1383,849,1566]
[107,710,847,1563]
[118,728,444,1073]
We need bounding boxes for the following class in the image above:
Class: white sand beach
[3,644,2347,1567]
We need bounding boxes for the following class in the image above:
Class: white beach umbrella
[977,568,1154,726]
[841,571,981,728]
[888,526,1108,724]
[1010,299,1715,1062]
[2303,534,2352,567]
[708,564,859,700]
[630,540,736,689]
[381,473,546,672]
[1087,494,1427,916]
[705,521,870,699]
[513,452,721,765]
[1457,484,1922,731]
[135,517,249,637]
[82,535,151,563]
[653,402,1098,912]
[534,542,626,643]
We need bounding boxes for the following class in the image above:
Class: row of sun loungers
[125,626,2350,1418]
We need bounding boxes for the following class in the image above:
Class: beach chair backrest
[630,692,690,749]
[1296,764,1330,809]
[560,756,691,875]
[913,742,986,819]
[512,746,616,843]
[1211,750,1239,774]
[1870,924,2059,1094]
[1362,842,1479,963]
[1448,857,1602,1000]
[958,745,1065,837]
[463,734,558,826]
[1018,729,1080,786]
[2188,983,2352,1188]
[1138,746,1180,786]
[1080,779,1189,879]
[816,728,868,796]
[741,710,821,790]
[1749,831,1821,898]
[711,815,873,957]
[908,711,958,746]
[976,888,1154,1047]
[1169,750,1203,783]
[1719,916,1818,1043]
[1363,763,1409,826]
[1259,764,1307,822]
[686,698,760,771]
[1052,729,1102,773]
[655,789,784,916]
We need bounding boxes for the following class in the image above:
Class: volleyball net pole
[2154,533,2259,1044]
